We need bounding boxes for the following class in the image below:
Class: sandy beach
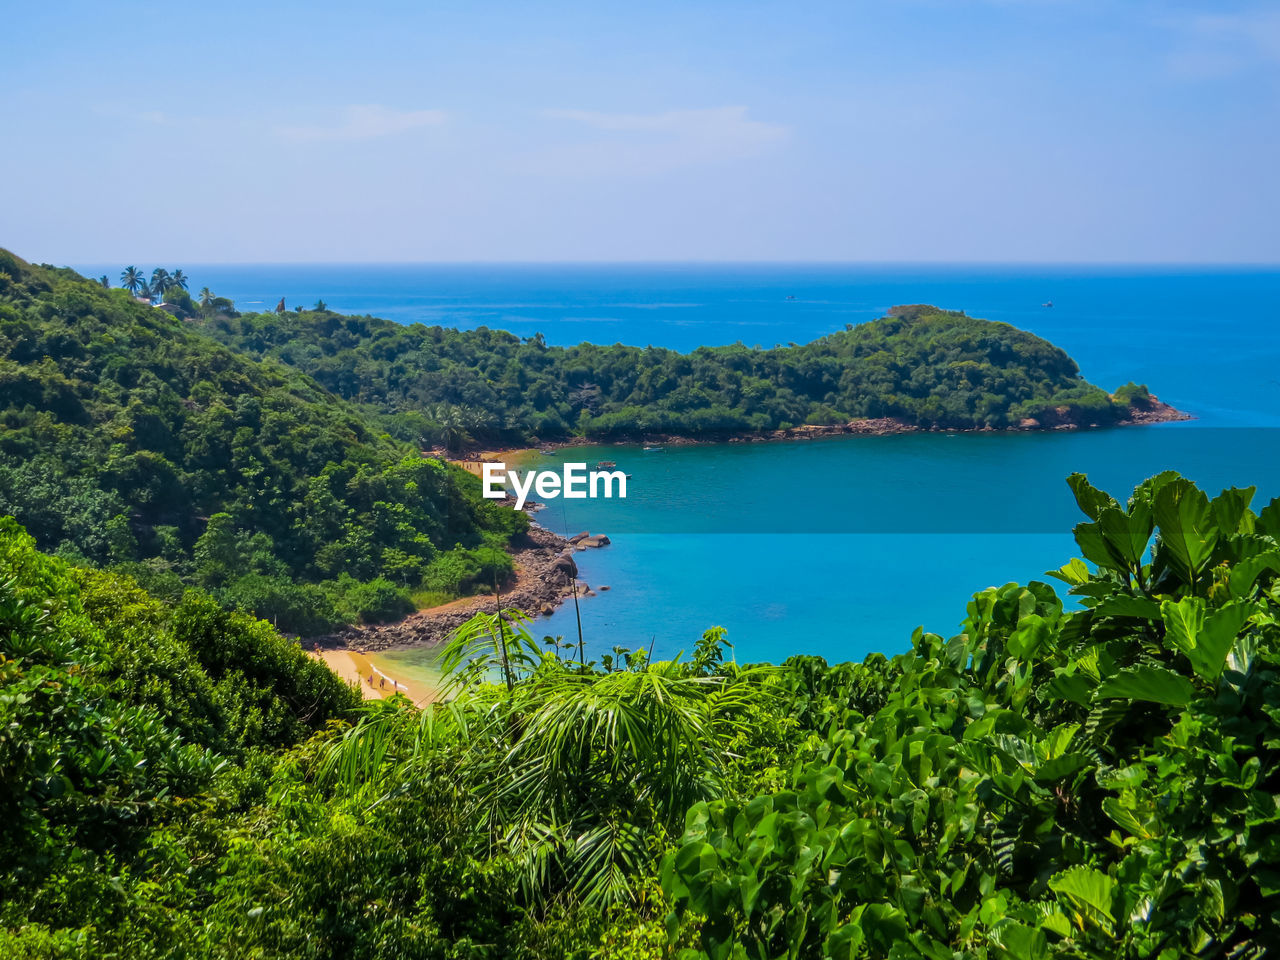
[317,649,436,706]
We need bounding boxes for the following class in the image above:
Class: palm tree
[198,287,214,309]
[98,276,110,288]
[433,405,471,453]
[321,613,767,909]
[170,269,188,290]
[151,268,171,300]
[137,280,153,301]
[431,403,497,453]
[120,266,144,294]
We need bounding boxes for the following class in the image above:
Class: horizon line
[59,258,1280,270]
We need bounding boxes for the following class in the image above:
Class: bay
[74,262,1280,662]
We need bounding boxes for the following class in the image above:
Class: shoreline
[451,396,1191,457]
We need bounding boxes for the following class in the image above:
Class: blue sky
[3,1,1278,262]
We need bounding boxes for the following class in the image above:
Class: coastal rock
[568,531,591,544]
[599,585,611,591]
[1119,395,1193,426]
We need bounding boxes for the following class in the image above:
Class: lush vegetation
[200,303,1156,447]
[3,469,1277,958]
[0,250,525,633]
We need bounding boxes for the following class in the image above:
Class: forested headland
[3,470,1277,958]
[202,300,1169,448]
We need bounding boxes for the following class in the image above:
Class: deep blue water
[77,262,1280,663]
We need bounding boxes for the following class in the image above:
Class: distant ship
[785,295,797,300]
[1042,300,1054,308]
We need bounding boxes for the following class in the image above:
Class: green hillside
[201,300,1158,446]
[0,251,524,633]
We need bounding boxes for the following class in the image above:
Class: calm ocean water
[78,262,1280,664]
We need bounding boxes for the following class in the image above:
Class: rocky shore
[316,523,605,654]
[469,395,1190,455]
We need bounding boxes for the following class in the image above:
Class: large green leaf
[1153,479,1219,582]
[1098,503,1153,569]
[1072,500,1152,574]
[1210,485,1256,536]
[1161,598,1254,682]
[1049,865,1116,934]
[1067,473,1120,522]
[1228,551,1280,599]
[1258,497,1280,540]
[1097,664,1194,707]
[989,919,1049,960]
[1091,594,1162,621]
[1046,557,1091,586]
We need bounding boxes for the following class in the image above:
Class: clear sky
[3,1,1278,263]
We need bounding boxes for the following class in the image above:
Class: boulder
[599,585,611,591]
[551,554,578,578]
[568,531,591,544]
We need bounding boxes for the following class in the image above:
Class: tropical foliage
[2,469,1277,958]
[663,470,1280,959]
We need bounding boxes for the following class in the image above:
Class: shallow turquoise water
[526,427,1280,664]
[75,262,1280,662]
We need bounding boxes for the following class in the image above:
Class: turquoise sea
[77,263,1280,664]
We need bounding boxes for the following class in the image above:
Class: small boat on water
[1042,300,1054,308]
[643,446,663,452]
[596,460,617,469]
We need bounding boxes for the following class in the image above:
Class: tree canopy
[0,249,524,632]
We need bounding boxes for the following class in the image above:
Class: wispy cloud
[277,104,447,142]
[527,106,788,175]
[1164,8,1280,76]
